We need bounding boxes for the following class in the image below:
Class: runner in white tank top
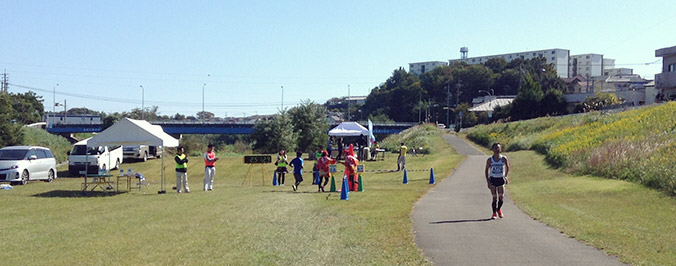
[485,143,510,219]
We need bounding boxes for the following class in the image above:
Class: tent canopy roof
[328,122,369,137]
[87,118,179,147]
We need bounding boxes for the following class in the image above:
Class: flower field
[466,102,676,194]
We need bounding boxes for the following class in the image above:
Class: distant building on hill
[655,45,676,100]
[409,61,449,75]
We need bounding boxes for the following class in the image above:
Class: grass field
[0,130,463,265]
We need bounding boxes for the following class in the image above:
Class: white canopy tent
[87,118,179,193]
[328,122,369,137]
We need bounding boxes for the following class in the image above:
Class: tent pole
[159,146,166,194]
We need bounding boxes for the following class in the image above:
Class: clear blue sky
[2,0,675,116]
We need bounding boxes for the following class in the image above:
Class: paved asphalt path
[411,134,626,265]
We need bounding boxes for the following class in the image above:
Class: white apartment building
[409,61,449,75]
[448,48,570,78]
[569,54,615,78]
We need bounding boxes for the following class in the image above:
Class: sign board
[243,155,272,164]
[329,165,337,173]
[357,165,364,173]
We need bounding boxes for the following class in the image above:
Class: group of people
[172,139,508,221]
[174,144,219,193]
[328,135,371,161]
[275,144,360,192]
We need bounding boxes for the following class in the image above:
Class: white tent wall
[86,118,179,194]
[328,122,369,137]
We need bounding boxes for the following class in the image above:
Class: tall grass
[380,124,438,154]
[20,127,72,163]
[465,102,676,195]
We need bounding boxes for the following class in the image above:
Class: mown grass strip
[507,150,676,266]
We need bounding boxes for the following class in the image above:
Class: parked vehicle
[0,146,57,185]
[123,145,163,162]
[68,138,123,176]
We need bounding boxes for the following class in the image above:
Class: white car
[0,146,57,185]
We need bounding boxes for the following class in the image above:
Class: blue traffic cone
[340,176,349,200]
[403,170,409,184]
[429,168,435,184]
[329,175,337,192]
[272,171,278,186]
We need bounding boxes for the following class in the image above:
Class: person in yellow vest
[397,142,407,171]
[275,149,288,186]
[174,146,190,193]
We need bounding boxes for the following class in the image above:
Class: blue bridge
[46,121,418,135]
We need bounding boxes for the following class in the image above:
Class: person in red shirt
[203,144,220,191]
[316,150,336,192]
[343,144,360,192]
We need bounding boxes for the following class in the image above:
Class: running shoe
[292,184,297,191]
[491,213,498,220]
[498,210,504,218]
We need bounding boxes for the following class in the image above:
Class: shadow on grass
[33,190,126,198]
[430,218,493,224]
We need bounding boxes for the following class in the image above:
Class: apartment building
[655,45,676,97]
[569,54,608,78]
[448,48,570,78]
[409,61,449,75]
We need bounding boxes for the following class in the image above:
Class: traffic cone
[429,168,436,184]
[329,175,337,192]
[358,174,364,192]
[340,176,349,200]
[273,171,278,186]
[403,170,408,184]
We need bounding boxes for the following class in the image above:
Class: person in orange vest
[316,150,336,192]
[203,144,220,191]
[343,144,360,192]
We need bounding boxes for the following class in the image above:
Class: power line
[8,83,305,108]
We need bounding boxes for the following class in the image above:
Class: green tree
[249,111,297,153]
[510,74,544,120]
[11,91,44,124]
[0,93,23,146]
[540,89,568,116]
[288,100,328,153]
[362,68,421,122]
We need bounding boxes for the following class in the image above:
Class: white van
[68,138,123,176]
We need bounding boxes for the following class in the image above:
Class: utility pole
[446,82,451,128]
[347,84,351,121]
[140,85,145,120]
[53,83,59,114]
[202,83,206,123]
[455,80,462,129]
[418,87,422,123]
[281,85,284,110]
[1,70,8,93]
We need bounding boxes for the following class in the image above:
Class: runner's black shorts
[294,173,303,183]
[489,177,505,187]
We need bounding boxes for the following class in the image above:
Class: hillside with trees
[361,57,568,127]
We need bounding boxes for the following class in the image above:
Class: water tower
[460,47,468,59]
